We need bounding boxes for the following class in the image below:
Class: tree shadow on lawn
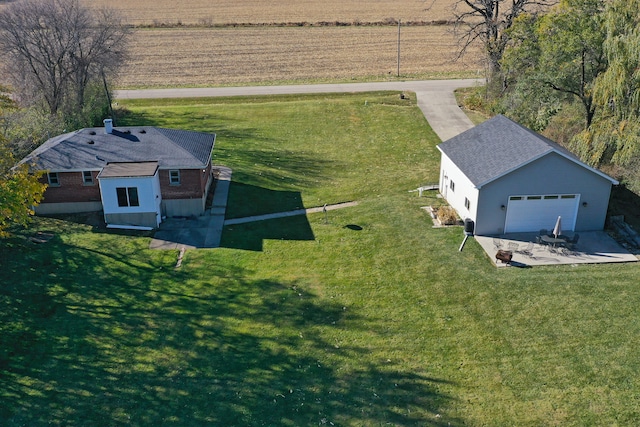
[226,181,313,220]
[0,235,462,426]
[115,107,264,143]
[220,147,338,213]
[221,182,319,251]
[222,215,315,251]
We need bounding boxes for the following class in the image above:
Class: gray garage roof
[22,126,216,171]
[437,115,617,188]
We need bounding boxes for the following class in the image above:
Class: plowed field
[77,1,482,87]
[81,0,455,26]
[120,26,481,87]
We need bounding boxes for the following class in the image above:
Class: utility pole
[397,19,401,77]
[101,68,116,126]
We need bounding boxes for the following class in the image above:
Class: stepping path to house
[225,201,359,226]
[204,166,232,247]
[149,166,358,250]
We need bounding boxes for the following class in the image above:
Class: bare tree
[0,0,129,117]
[452,0,557,83]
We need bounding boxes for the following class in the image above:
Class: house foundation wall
[35,201,103,215]
[104,212,159,229]
[162,196,206,217]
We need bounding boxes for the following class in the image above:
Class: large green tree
[452,0,558,87]
[0,142,47,237]
[0,89,46,237]
[500,0,607,130]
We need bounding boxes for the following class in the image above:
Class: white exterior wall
[152,172,162,221]
[98,173,162,227]
[439,153,479,225]
[475,153,614,235]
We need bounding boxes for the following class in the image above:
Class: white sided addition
[97,161,162,229]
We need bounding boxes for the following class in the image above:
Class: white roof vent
[103,118,113,134]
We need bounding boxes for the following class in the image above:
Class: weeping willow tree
[570,0,640,189]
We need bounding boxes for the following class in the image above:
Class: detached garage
[437,115,618,236]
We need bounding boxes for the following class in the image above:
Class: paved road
[115,79,484,141]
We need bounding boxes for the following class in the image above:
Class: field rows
[80,0,456,26]
[120,26,482,87]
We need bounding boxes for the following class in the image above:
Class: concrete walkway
[149,167,232,250]
[149,168,357,249]
[225,201,358,226]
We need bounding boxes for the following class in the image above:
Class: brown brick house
[21,120,216,228]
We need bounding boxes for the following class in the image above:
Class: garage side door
[504,194,580,233]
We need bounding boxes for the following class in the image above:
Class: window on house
[169,169,180,185]
[116,187,140,207]
[449,180,455,192]
[48,172,60,186]
[82,171,94,185]
[464,197,470,210]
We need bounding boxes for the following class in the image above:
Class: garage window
[450,180,455,192]
[464,197,470,210]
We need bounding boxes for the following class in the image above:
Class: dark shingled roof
[437,115,617,187]
[22,126,216,171]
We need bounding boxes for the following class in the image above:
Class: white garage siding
[504,194,580,233]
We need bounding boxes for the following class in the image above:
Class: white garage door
[504,194,580,233]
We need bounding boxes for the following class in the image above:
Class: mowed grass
[2,93,640,426]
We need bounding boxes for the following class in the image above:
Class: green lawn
[2,93,640,426]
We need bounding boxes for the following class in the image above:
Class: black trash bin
[464,218,475,235]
